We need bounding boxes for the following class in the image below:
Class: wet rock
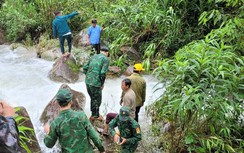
[107,66,122,78]
[15,106,41,153]
[40,84,86,124]
[40,48,62,61]
[123,65,134,76]
[49,55,79,83]
[12,46,29,54]
[9,45,36,61]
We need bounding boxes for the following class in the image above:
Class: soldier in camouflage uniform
[44,89,105,153]
[109,106,142,153]
[0,100,21,153]
[83,47,110,121]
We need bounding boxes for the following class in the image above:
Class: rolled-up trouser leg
[86,84,102,117]
[106,113,117,124]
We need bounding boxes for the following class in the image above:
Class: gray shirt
[121,88,136,118]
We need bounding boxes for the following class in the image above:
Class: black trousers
[59,34,72,54]
[135,106,141,122]
[91,44,100,54]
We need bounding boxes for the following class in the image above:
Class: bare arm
[0,100,15,117]
[86,34,90,45]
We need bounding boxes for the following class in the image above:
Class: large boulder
[15,106,41,153]
[73,29,87,47]
[40,84,86,124]
[107,66,122,78]
[119,46,141,64]
[71,47,91,69]
[123,65,134,76]
[49,55,79,83]
[40,48,62,61]
[8,44,36,62]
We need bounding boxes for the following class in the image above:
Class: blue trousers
[59,34,72,54]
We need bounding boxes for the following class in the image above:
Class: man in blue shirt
[86,19,103,54]
[52,10,78,56]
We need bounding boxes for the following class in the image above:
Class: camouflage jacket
[108,115,142,151]
[83,53,110,87]
[0,115,21,153]
[44,109,105,153]
[128,73,146,107]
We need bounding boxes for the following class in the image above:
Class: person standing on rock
[44,89,105,153]
[109,106,141,153]
[128,63,146,122]
[52,10,78,57]
[0,100,21,153]
[86,19,103,54]
[83,47,110,122]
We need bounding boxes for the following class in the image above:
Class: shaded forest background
[0,0,243,152]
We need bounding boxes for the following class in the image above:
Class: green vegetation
[1,0,243,152]
[15,107,35,153]
[0,0,40,41]
[152,1,244,152]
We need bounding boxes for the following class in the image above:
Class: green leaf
[185,134,194,144]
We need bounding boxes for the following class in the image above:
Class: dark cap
[54,10,60,16]
[100,46,109,52]
[91,19,97,24]
[119,106,130,121]
[56,89,73,106]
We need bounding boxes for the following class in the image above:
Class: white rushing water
[0,45,164,152]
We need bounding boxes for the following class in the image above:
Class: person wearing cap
[109,106,142,153]
[86,19,103,54]
[0,100,22,153]
[127,63,146,122]
[83,47,110,122]
[43,89,105,153]
[52,10,78,56]
[103,78,136,135]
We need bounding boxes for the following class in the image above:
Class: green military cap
[56,89,73,106]
[119,106,130,121]
[100,46,109,52]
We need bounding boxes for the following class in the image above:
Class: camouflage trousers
[121,143,138,153]
[86,84,102,117]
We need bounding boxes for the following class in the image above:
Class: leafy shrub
[0,0,41,41]
[152,18,244,152]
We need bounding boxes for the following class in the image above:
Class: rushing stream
[0,45,164,152]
